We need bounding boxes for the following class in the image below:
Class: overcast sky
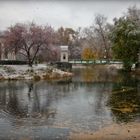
[0,0,140,31]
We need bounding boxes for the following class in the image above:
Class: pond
[0,66,140,140]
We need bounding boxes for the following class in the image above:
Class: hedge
[0,60,28,65]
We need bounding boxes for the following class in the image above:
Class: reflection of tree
[107,72,140,123]
[80,66,118,83]
[0,81,27,117]
[0,81,76,120]
[7,91,26,117]
[27,82,33,100]
[82,67,95,82]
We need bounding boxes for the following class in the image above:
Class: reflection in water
[0,67,140,139]
[107,72,140,123]
[0,81,28,117]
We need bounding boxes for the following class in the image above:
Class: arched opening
[63,54,66,60]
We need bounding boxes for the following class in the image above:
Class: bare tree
[80,14,112,60]
[127,5,140,24]
[4,23,54,66]
[94,14,110,59]
[56,27,82,60]
[56,27,75,46]
[81,27,99,58]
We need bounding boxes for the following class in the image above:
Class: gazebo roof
[60,46,68,51]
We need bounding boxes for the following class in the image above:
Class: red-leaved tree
[4,23,54,66]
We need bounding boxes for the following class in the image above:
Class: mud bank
[70,122,140,140]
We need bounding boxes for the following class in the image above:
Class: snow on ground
[0,64,73,80]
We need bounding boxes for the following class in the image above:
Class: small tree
[4,23,54,66]
[82,47,96,60]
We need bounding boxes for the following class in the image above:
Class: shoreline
[0,64,73,81]
[70,122,140,140]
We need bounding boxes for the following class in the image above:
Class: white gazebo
[60,46,69,62]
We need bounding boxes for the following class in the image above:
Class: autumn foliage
[82,47,96,60]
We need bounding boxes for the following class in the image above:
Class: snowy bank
[0,64,73,80]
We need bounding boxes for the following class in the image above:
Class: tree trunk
[27,51,33,67]
[28,59,32,67]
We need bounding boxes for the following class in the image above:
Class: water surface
[0,66,140,139]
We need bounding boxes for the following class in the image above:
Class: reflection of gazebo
[60,46,68,62]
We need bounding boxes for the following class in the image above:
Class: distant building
[60,46,69,62]
[0,34,5,60]
[0,32,16,60]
